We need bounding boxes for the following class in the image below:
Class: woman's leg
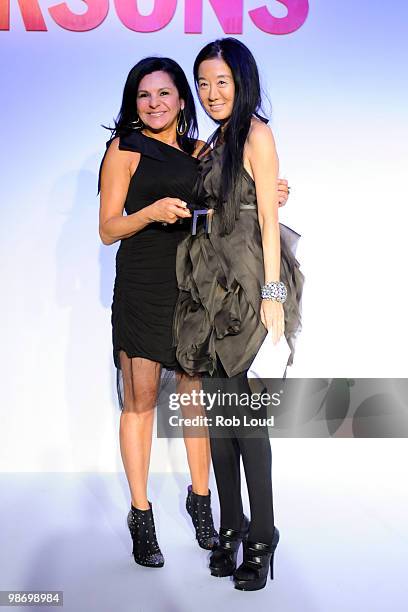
[119,352,161,510]
[231,371,275,545]
[183,436,211,495]
[209,366,274,541]
[204,365,244,530]
[174,371,218,550]
[209,431,243,529]
[176,371,211,495]
[239,436,274,543]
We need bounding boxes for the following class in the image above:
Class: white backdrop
[1,1,407,472]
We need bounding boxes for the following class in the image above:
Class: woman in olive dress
[174,38,304,590]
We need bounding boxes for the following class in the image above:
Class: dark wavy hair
[107,57,198,155]
[193,38,268,234]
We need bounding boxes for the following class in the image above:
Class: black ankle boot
[186,484,219,550]
[233,526,280,591]
[127,502,164,568]
[209,515,250,577]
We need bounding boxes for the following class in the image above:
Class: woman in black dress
[99,58,219,567]
[99,56,291,569]
[174,39,304,590]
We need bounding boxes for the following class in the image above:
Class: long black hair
[108,57,198,155]
[193,38,268,234]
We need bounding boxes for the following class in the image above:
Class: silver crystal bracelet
[261,280,288,303]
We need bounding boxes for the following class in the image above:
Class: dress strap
[97,130,166,193]
[118,130,166,161]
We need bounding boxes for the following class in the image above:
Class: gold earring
[130,116,144,129]
[176,109,187,136]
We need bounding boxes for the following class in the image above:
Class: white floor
[1,449,407,612]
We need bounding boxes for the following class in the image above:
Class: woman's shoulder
[246,119,277,164]
[105,135,120,151]
[117,130,167,161]
[247,117,275,147]
[98,135,137,193]
[103,135,131,160]
[103,134,141,164]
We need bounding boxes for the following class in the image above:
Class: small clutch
[191,209,214,235]
[247,330,291,383]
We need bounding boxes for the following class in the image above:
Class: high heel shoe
[233,526,280,591]
[186,484,219,550]
[209,515,250,577]
[127,502,164,568]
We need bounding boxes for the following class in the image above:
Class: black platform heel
[186,484,219,550]
[209,515,250,577]
[127,502,164,568]
[233,526,280,591]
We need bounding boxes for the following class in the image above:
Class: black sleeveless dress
[173,143,304,377]
[108,131,199,372]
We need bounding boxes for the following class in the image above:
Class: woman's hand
[260,299,285,345]
[147,198,192,224]
[277,178,290,207]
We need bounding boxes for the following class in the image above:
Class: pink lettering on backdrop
[249,0,309,34]
[0,0,47,30]
[0,0,309,33]
[114,0,177,32]
[49,0,108,31]
[185,0,243,34]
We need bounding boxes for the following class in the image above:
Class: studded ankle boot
[186,485,219,550]
[127,502,164,568]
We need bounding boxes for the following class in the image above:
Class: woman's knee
[122,386,158,415]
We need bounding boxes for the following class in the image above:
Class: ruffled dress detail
[173,144,304,378]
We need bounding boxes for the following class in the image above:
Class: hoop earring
[176,109,187,136]
[130,116,144,130]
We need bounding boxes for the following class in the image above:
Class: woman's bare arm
[245,120,284,342]
[99,137,191,245]
[99,138,152,245]
[245,120,280,283]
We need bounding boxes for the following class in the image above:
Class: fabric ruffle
[174,143,304,378]
[174,212,304,378]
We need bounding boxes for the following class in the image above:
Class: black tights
[204,361,275,545]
